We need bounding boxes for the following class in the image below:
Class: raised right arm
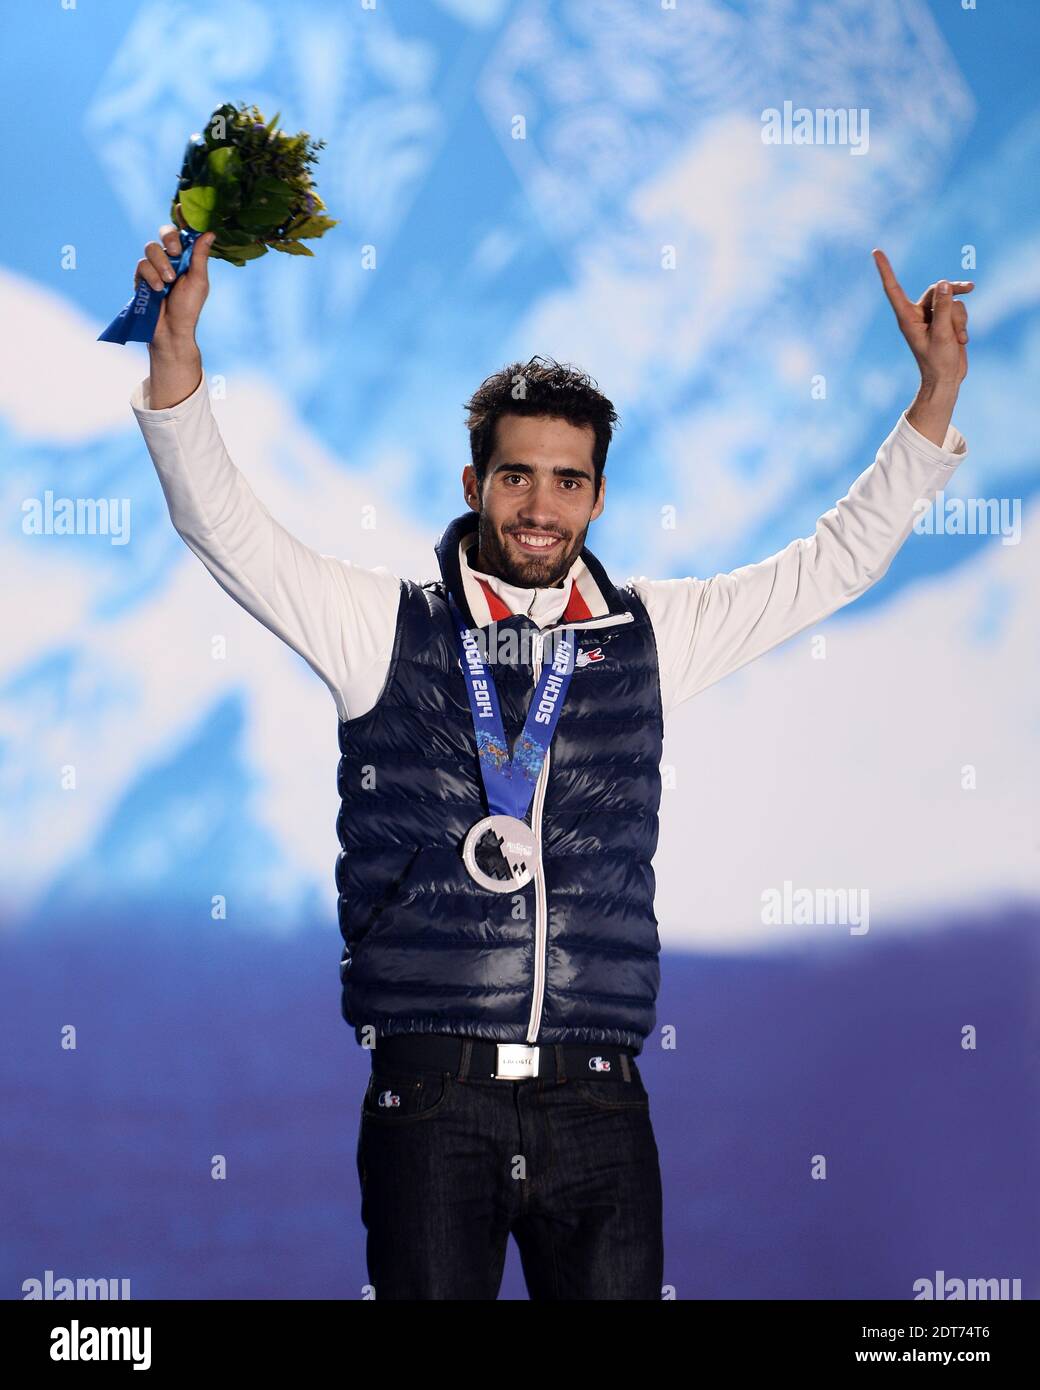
[132,221,402,723]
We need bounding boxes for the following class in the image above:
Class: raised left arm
[631,250,973,716]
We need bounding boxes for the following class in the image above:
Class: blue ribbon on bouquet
[98,228,202,344]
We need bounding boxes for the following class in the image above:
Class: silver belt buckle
[494,1043,539,1080]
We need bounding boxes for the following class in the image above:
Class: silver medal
[462,814,538,893]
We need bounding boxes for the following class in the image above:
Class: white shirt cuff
[896,410,968,466]
[130,369,208,421]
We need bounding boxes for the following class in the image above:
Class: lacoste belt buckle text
[494,1043,539,1079]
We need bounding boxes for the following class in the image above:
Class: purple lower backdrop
[2,908,1037,1300]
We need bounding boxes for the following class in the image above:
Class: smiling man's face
[463,413,606,588]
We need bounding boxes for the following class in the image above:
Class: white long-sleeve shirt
[130,371,968,722]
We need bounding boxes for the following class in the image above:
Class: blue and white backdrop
[1,0,1037,1300]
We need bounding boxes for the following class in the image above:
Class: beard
[475,512,589,588]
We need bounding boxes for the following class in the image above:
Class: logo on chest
[575,632,619,669]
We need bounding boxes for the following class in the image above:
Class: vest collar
[434,510,628,630]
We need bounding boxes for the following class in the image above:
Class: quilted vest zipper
[523,610,636,1043]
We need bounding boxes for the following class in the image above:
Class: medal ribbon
[448,596,577,823]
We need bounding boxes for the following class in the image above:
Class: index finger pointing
[872,248,913,316]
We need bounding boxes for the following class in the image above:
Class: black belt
[367,1032,638,1083]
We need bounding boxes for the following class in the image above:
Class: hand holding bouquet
[100,101,338,344]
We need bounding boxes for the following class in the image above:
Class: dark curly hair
[463,355,619,494]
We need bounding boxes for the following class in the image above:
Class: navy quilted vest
[335,511,664,1054]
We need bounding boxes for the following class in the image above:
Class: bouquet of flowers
[173,101,338,263]
[99,101,338,343]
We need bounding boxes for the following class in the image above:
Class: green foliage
[178,184,218,232]
[171,100,339,264]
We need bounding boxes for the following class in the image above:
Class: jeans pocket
[362,1069,454,1124]
[572,1075,650,1109]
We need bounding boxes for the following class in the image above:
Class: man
[130,225,971,1300]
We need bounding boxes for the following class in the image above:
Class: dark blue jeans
[355,1054,663,1299]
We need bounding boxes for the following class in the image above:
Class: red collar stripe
[475,577,513,621]
[562,580,593,622]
